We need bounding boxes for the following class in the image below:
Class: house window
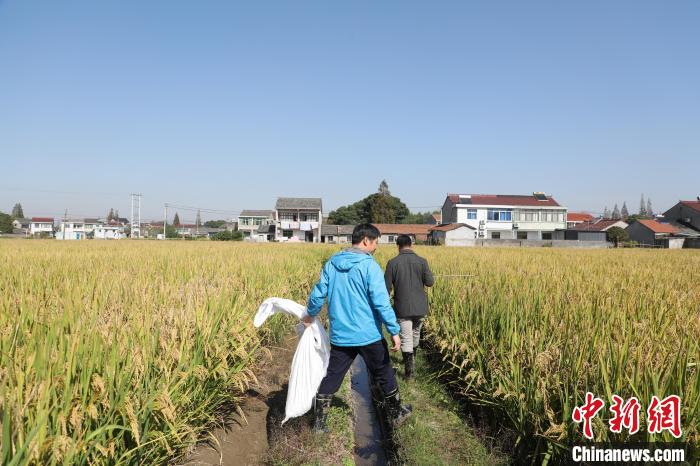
[491,232,501,239]
[542,232,553,240]
[487,209,512,221]
[328,235,334,242]
[517,231,528,240]
[387,235,395,243]
[283,229,293,238]
[300,213,318,222]
[467,209,477,220]
[279,212,297,221]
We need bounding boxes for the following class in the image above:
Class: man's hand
[302,315,314,328]
[390,334,401,352]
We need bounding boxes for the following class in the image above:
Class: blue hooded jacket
[306,249,401,346]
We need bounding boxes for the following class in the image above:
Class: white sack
[253,297,330,424]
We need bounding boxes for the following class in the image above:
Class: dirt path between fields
[182,334,297,466]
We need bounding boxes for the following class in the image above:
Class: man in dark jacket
[384,234,434,379]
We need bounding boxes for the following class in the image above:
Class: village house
[429,223,476,246]
[237,210,274,240]
[274,198,323,242]
[94,223,127,240]
[566,212,594,229]
[320,224,354,244]
[12,218,31,236]
[372,224,432,244]
[626,219,685,249]
[441,193,567,240]
[555,218,628,242]
[30,217,55,237]
[426,213,442,225]
[662,200,700,233]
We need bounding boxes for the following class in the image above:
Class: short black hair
[396,234,412,249]
[352,223,380,244]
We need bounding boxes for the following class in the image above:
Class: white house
[441,193,567,240]
[274,198,323,242]
[372,224,432,244]
[429,223,477,246]
[238,210,274,240]
[94,223,126,240]
[57,218,100,240]
[320,224,354,244]
[30,217,55,237]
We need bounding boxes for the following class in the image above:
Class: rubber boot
[313,393,333,433]
[402,352,415,380]
[385,388,412,428]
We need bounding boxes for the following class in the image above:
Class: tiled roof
[429,223,475,232]
[431,213,442,222]
[636,219,679,234]
[573,219,627,231]
[447,193,561,207]
[567,212,594,222]
[31,217,54,222]
[372,224,433,235]
[321,224,355,235]
[240,209,274,217]
[679,201,700,213]
[275,198,322,210]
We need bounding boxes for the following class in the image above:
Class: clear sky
[1,0,698,223]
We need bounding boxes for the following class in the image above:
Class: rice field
[1,240,698,464]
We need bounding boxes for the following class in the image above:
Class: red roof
[429,223,474,232]
[680,201,700,213]
[447,193,561,207]
[567,212,594,222]
[637,219,679,234]
[31,217,54,222]
[372,224,432,236]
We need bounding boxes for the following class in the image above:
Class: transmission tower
[130,193,142,239]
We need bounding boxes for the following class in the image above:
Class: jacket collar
[399,249,415,255]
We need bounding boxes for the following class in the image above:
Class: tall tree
[620,202,629,219]
[173,212,181,226]
[378,180,390,196]
[369,194,395,223]
[639,194,647,217]
[11,203,24,218]
[0,212,13,233]
[107,208,115,221]
[646,198,653,217]
[612,204,621,220]
[603,206,611,219]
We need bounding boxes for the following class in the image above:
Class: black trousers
[318,338,398,396]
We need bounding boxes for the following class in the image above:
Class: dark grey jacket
[384,249,435,318]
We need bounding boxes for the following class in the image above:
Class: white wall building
[94,224,126,239]
[30,217,55,237]
[274,198,322,242]
[237,210,274,240]
[441,193,567,240]
[429,223,477,246]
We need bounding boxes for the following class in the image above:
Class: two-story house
[237,210,274,240]
[57,218,100,240]
[274,198,322,242]
[30,217,55,237]
[663,200,700,233]
[441,193,567,240]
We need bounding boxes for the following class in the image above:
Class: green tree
[369,193,395,223]
[11,203,24,218]
[212,230,233,241]
[107,208,115,221]
[173,212,181,227]
[231,230,243,241]
[0,212,13,233]
[165,224,178,238]
[204,220,226,228]
[606,226,629,246]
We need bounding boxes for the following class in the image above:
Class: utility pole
[163,203,168,240]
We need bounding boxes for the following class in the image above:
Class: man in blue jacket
[303,223,412,433]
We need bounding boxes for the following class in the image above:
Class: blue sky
[1,1,698,222]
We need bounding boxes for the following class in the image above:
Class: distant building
[320,224,354,244]
[12,218,31,236]
[372,224,432,244]
[30,217,54,237]
[274,198,323,242]
[238,210,274,240]
[94,223,127,240]
[429,223,476,246]
[662,200,700,233]
[566,212,594,228]
[426,213,442,225]
[441,193,567,240]
[626,220,685,248]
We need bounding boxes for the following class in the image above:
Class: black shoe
[313,393,333,433]
[402,352,415,380]
[385,388,412,427]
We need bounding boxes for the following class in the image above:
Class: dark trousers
[318,339,398,396]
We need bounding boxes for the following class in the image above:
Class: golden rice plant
[0,240,333,465]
